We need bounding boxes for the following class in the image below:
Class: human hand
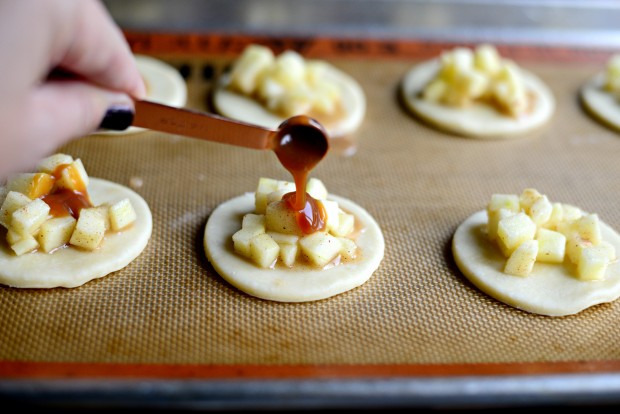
[0,0,145,179]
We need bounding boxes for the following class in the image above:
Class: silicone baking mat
[1,34,620,381]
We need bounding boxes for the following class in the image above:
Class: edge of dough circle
[401,59,555,139]
[452,210,620,317]
[0,178,153,289]
[580,71,620,133]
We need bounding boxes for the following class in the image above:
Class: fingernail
[99,105,134,130]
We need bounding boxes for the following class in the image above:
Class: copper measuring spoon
[125,100,329,170]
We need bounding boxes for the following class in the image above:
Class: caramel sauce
[53,164,87,194]
[281,191,326,234]
[273,116,329,234]
[42,189,91,219]
[40,164,93,218]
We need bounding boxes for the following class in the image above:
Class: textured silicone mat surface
[1,55,619,366]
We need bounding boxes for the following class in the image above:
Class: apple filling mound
[233,177,358,269]
[0,153,137,255]
[226,44,343,119]
[422,44,533,117]
[487,188,617,280]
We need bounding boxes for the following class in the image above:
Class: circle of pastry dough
[401,59,555,138]
[0,178,152,288]
[204,192,384,302]
[580,72,620,132]
[452,210,620,316]
[95,54,187,136]
[212,67,366,139]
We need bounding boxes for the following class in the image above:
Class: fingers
[55,0,146,99]
[0,80,133,177]
[32,80,134,144]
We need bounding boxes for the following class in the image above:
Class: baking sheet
[1,35,620,408]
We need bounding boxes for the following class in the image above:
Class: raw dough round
[94,55,187,136]
[580,72,620,132]
[401,59,555,138]
[0,178,152,288]
[212,66,366,139]
[452,210,620,316]
[204,192,384,302]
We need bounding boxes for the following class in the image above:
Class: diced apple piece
[320,199,340,233]
[605,54,620,92]
[496,212,536,257]
[332,211,355,237]
[556,219,578,239]
[256,177,279,192]
[573,214,602,245]
[265,200,301,236]
[487,208,515,242]
[474,44,502,75]
[270,50,306,88]
[306,178,328,200]
[493,62,527,116]
[504,240,538,277]
[229,44,274,95]
[91,205,110,231]
[69,208,105,250]
[242,213,265,231]
[6,173,55,199]
[0,191,31,229]
[299,232,342,267]
[37,216,77,253]
[519,188,542,213]
[10,234,39,256]
[565,235,592,264]
[487,193,520,213]
[305,60,329,84]
[535,228,566,263]
[266,231,299,266]
[460,69,488,100]
[55,159,89,192]
[266,189,290,205]
[5,173,36,195]
[542,202,564,230]
[108,199,136,231]
[529,195,552,226]
[276,180,296,193]
[338,237,358,260]
[278,89,313,116]
[279,243,298,267]
[234,215,266,256]
[11,198,50,236]
[442,47,474,75]
[561,204,583,221]
[266,231,298,245]
[249,233,279,268]
[423,79,448,102]
[6,229,22,245]
[37,153,73,174]
[311,83,340,115]
[257,75,286,102]
[233,225,266,258]
[576,245,611,281]
[255,177,279,214]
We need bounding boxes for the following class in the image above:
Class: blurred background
[102,0,620,48]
